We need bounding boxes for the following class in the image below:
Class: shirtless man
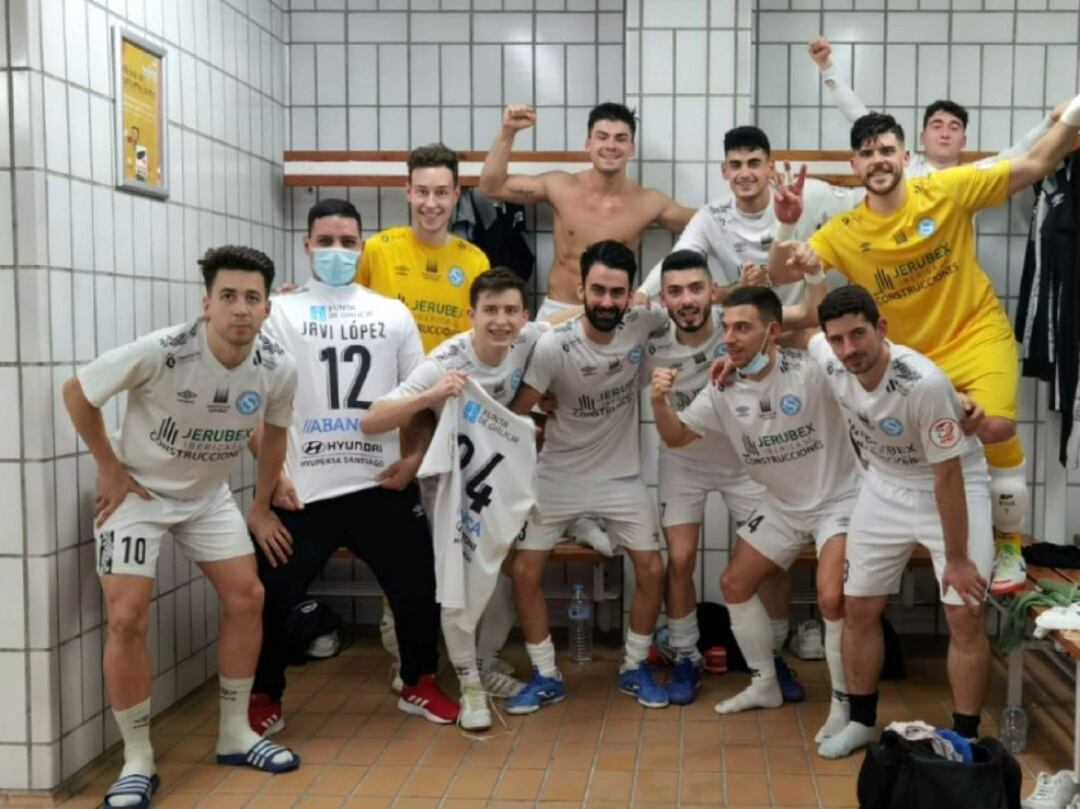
[479,102,696,319]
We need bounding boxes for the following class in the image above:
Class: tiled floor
[42,635,1074,808]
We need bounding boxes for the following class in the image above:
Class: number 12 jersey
[264,281,425,505]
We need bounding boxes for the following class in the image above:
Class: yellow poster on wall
[114,28,168,198]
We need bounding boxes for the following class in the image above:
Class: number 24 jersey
[264,281,424,505]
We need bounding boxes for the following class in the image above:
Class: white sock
[728,596,775,682]
[380,600,400,663]
[815,697,851,744]
[818,720,877,759]
[770,618,789,657]
[216,675,291,766]
[441,612,481,688]
[823,618,847,696]
[621,629,653,672]
[476,574,516,669]
[667,613,703,662]
[110,699,154,807]
[526,636,559,678]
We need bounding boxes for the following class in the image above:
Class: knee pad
[989,463,1028,533]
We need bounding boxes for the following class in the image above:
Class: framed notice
[113,27,168,198]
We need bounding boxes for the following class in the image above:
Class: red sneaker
[398,674,460,724]
[248,692,284,737]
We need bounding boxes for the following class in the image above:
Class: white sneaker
[990,548,1027,597]
[790,619,825,661]
[459,685,492,732]
[572,516,614,556]
[482,656,515,676]
[1023,771,1076,809]
[481,668,525,699]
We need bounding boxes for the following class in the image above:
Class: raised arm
[650,369,701,449]
[1008,95,1080,195]
[478,104,553,205]
[780,266,828,331]
[809,37,870,125]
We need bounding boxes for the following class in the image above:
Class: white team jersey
[680,347,860,512]
[387,322,547,409]
[419,378,537,632]
[524,303,669,479]
[639,179,863,304]
[806,334,988,491]
[264,280,424,505]
[643,307,744,467]
[77,318,297,500]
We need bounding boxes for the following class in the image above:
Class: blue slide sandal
[102,772,160,808]
[216,738,300,773]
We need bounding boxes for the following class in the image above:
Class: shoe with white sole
[481,668,525,699]
[1023,770,1076,809]
[790,619,825,661]
[458,685,492,732]
[990,547,1027,597]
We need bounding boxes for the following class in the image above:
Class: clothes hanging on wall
[1014,155,1080,465]
[451,188,535,282]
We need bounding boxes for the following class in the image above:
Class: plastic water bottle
[999,704,1028,752]
[567,584,593,665]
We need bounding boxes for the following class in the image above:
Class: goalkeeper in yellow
[766,98,1080,595]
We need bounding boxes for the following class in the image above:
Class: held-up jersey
[264,281,424,505]
[77,318,297,500]
[419,378,537,632]
[643,308,743,467]
[524,303,670,480]
[806,335,988,491]
[358,226,490,352]
[679,348,860,512]
[808,162,1015,364]
[638,179,862,305]
[387,322,548,409]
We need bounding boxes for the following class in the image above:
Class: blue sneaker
[618,664,670,708]
[666,657,702,706]
[505,668,566,715]
[774,656,805,703]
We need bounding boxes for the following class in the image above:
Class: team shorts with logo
[844,472,993,606]
[658,450,765,527]
[95,482,253,577]
[519,472,660,552]
[931,327,1019,422]
[735,489,857,569]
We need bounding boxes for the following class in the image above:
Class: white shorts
[95,483,252,578]
[845,473,993,606]
[535,296,577,322]
[658,451,765,527]
[736,489,857,569]
[519,473,660,552]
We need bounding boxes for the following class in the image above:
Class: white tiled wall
[626,0,755,617]
[3,0,289,790]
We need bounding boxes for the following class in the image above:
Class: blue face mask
[312,248,360,286]
[739,333,771,376]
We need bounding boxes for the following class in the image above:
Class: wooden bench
[999,552,1080,780]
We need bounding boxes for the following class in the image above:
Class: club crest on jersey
[880,417,904,436]
[929,417,960,449]
[310,305,328,322]
[714,344,727,358]
[917,218,936,237]
[235,391,262,415]
[463,400,482,423]
[779,394,802,416]
[509,369,524,391]
[448,266,465,287]
[627,346,644,365]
